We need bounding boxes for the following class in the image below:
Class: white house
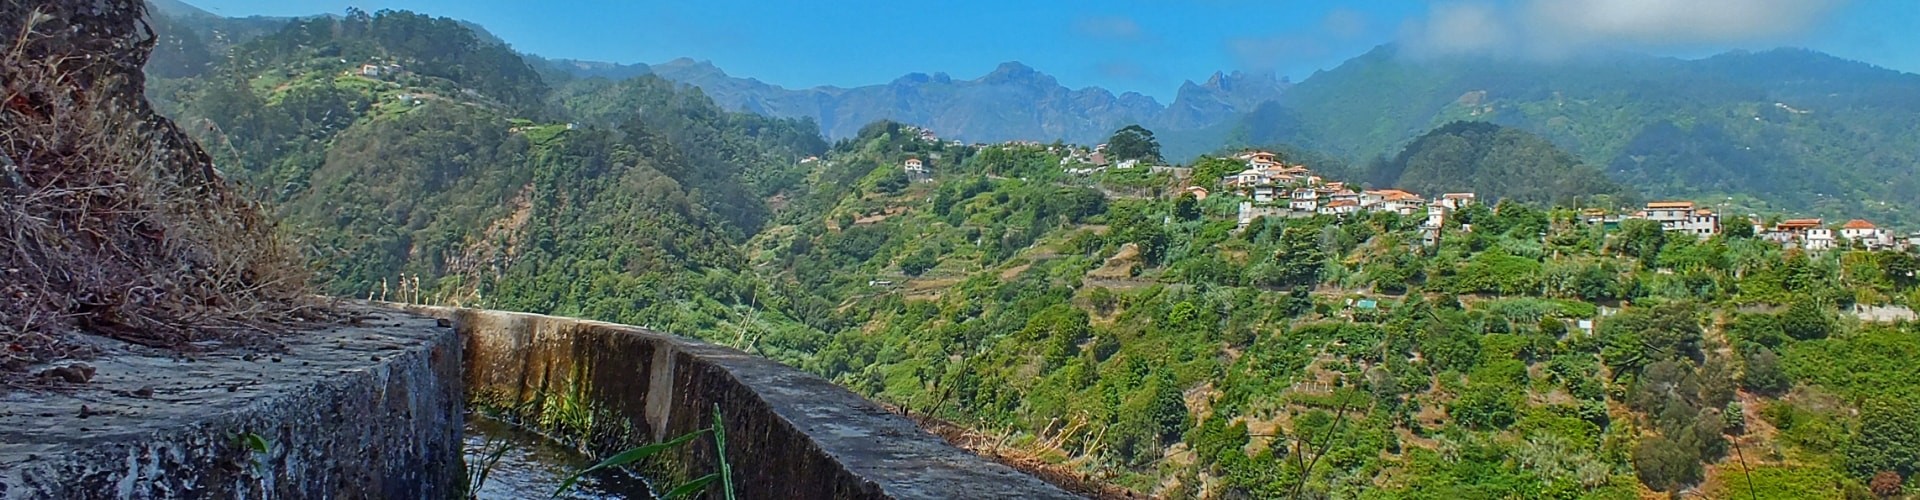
[1644,201,1719,238]
[1806,228,1837,251]
[1841,219,1893,249]
[1238,151,1279,169]
[1290,188,1321,212]
[1369,189,1426,215]
[1117,158,1141,170]
[1438,193,1476,210]
[1251,185,1282,204]
[1231,168,1267,186]
[1326,188,1361,206]
[1426,205,1448,228]
[1319,199,1360,216]
[904,157,930,181]
[1773,219,1825,249]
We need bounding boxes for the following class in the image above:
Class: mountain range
[539,57,1291,146]
[541,45,1920,226]
[145,0,1920,225]
[1228,45,1920,225]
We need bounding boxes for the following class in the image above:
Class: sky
[178,0,1920,102]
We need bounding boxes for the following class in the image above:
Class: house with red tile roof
[1841,219,1893,248]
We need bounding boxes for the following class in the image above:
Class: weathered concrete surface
[419,306,1080,500]
[0,310,462,499]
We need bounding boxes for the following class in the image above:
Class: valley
[134,4,1920,499]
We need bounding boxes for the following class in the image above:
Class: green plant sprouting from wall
[554,405,735,499]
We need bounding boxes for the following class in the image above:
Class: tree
[1778,300,1835,341]
[1174,193,1202,221]
[1106,125,1162,162]
[1741,347,1790,395]
[1538,317,1568,338]
[1600,302,1703,376]
[1634,434,1704,493]
[1722,215,1755,239]
[1615,219,1668,267]
[1870,471,1902,498]
[899,248,938,277]
[1849,398,1920,480]
[1450,383,1519,429]
[1192,156,1248,186]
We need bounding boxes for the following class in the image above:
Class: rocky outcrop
[0,310,463,499]
[2,0,313,373]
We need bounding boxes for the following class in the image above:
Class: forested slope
[145,8,1920,499]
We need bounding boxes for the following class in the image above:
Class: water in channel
[462,414,657,499]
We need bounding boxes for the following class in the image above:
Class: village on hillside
[879,125,1916,254]
[1197,147,1915,253]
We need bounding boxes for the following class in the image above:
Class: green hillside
[1229,45,1920,226]
[755,129,1920,498]
[1361,121,1631,205]
[149,9,828,340]
[148,8,1920,499]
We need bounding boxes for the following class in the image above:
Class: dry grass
[1,2,324,384]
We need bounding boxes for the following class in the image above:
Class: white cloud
[1229,9,1377,71]
[1404,0,1850,58]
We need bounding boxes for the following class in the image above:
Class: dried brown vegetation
[1,0,321,383]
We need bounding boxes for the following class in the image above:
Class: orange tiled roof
[1843,219,1877,230]
[1777,218,1823,229]
[1646,201,1695,209]
[1327,200,1358,207]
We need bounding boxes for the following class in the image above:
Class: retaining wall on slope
[0,310,463,499]
[419,306,1078,500]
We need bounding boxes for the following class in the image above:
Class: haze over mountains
[574,42,1920,224]
[535,44,1920,224]
[543,57,1292,146]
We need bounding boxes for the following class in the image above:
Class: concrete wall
[423,306,1078,500]
[0,311,463,499]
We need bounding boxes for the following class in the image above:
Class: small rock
[38,363,95,384]
[243,353,258,362]
[77,405,94,418]
[369,355,381,362]
[435,318,452,328]
[131,386,154,398]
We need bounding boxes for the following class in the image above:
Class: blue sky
[180,0,1919,102]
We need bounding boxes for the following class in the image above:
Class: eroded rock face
[4,0,208,174]
[3,0,313,368]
